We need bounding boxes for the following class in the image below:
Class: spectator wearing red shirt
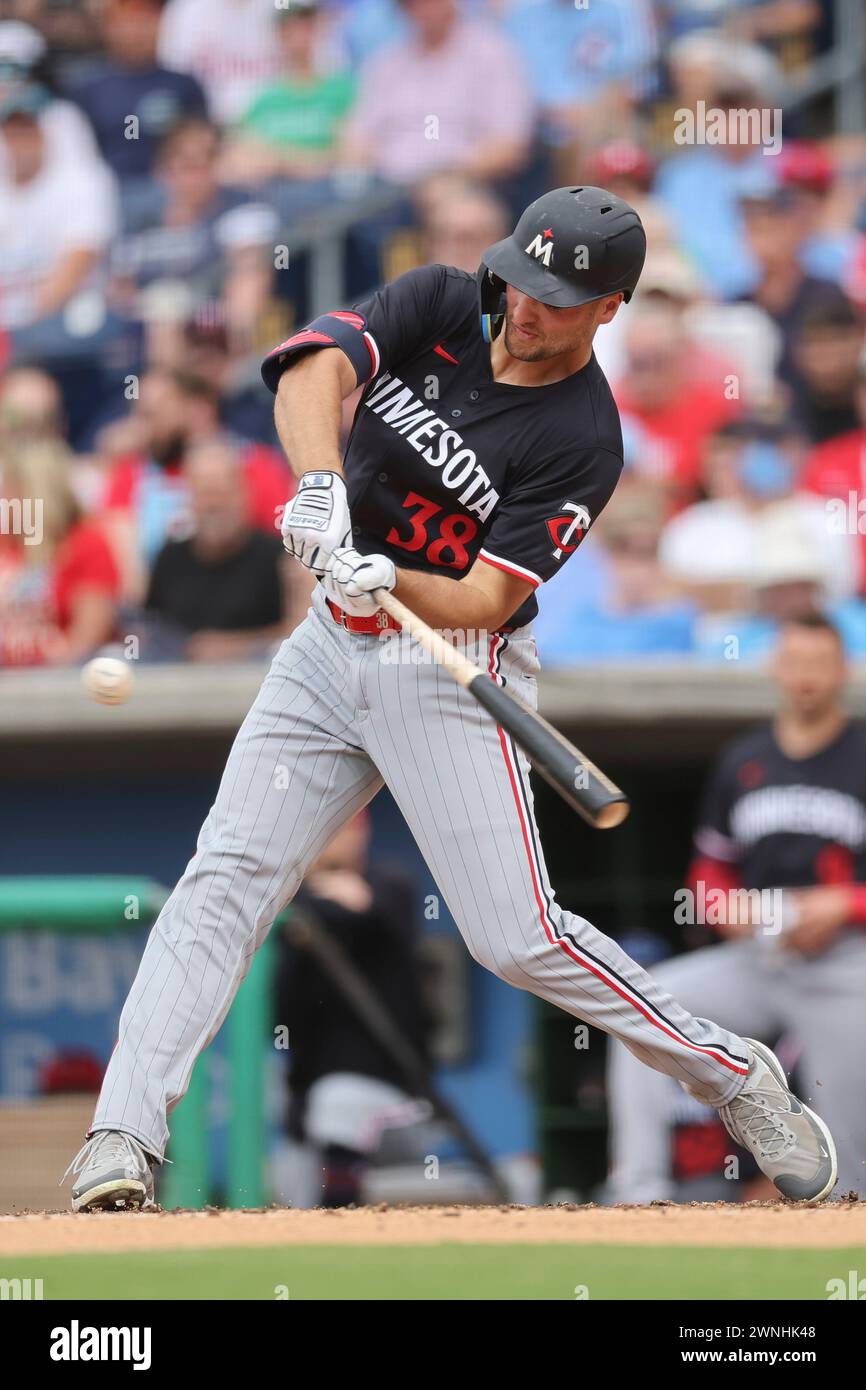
[613,302,740,509]
[0,440,119,666]
[802,345,866,588]
[98,366,293,599]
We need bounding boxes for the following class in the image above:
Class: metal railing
[782,0,865,131]
[271,178,407,318]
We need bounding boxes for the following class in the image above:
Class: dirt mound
[2,1201,864,1256]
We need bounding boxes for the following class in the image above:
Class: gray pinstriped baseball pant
[93,586,750,1158]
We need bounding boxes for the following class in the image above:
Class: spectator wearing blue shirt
[110,118,276,333]
[654,33,784,299]
[503,0,658,156]
[692,517,866,663]
[533,484,697,665]
[336,0,494,69]
[736,167,857,398]
[658,0,821,49]
[70,0,207,187]
[774,141,861,286]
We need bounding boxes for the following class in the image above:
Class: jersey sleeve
[261,264,450,395]
[692,752,741,864]
[478,446,622,589]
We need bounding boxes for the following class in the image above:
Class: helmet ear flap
[478,265,506,341]
[481,310,504,342]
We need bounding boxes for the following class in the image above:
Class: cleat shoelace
[724,1086,797,1160]
[60,1131,145,1187]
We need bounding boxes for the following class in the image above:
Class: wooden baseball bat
[373,588,629,830]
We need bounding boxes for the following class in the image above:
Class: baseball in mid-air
[81,656,134,706]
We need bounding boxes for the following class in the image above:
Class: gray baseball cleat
[719,1039,838,1201]
[63,1130,156,1212]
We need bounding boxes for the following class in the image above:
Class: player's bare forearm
[274,350,356,480]
[393,560,533,635]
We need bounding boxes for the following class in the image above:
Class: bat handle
[373,587,410,625]
[373,587,478,688]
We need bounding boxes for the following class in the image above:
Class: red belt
[325,597,402,635]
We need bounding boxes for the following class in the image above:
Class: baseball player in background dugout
[66,187,839,1211]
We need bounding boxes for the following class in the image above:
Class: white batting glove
[323,546,396,618]
[281,471,351,572]
[320,570,378,618]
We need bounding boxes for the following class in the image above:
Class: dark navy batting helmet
[478,186,647,341]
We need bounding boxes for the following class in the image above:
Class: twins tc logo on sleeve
[547,503,592,560]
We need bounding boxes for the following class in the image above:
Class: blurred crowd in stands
[0,0,864,666]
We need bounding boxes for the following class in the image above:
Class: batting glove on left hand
[281,471,351,572]
[322,546,396,618]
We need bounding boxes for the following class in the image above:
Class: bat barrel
[468,674,630,830]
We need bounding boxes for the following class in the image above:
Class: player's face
[772,625,847,718]
[503,286,621,362]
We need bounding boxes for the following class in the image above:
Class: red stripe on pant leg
[486,643,747,1078]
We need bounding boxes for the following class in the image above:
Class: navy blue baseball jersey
[694,722,866,892]
[262,264,624,627]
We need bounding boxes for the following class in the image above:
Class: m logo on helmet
[525,233,554,267]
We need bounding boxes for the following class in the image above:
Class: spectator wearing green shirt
[221,0,355,188]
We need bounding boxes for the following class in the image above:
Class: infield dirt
[2,1201,864,1256]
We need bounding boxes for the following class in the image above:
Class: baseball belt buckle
[340,608,351,630]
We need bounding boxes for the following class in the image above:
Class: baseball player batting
[65,187,837,1210]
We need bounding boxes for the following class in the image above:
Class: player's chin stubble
[504,319,593,363]
[503,324,555,361]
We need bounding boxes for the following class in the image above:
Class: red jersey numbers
[386,491,477,570]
